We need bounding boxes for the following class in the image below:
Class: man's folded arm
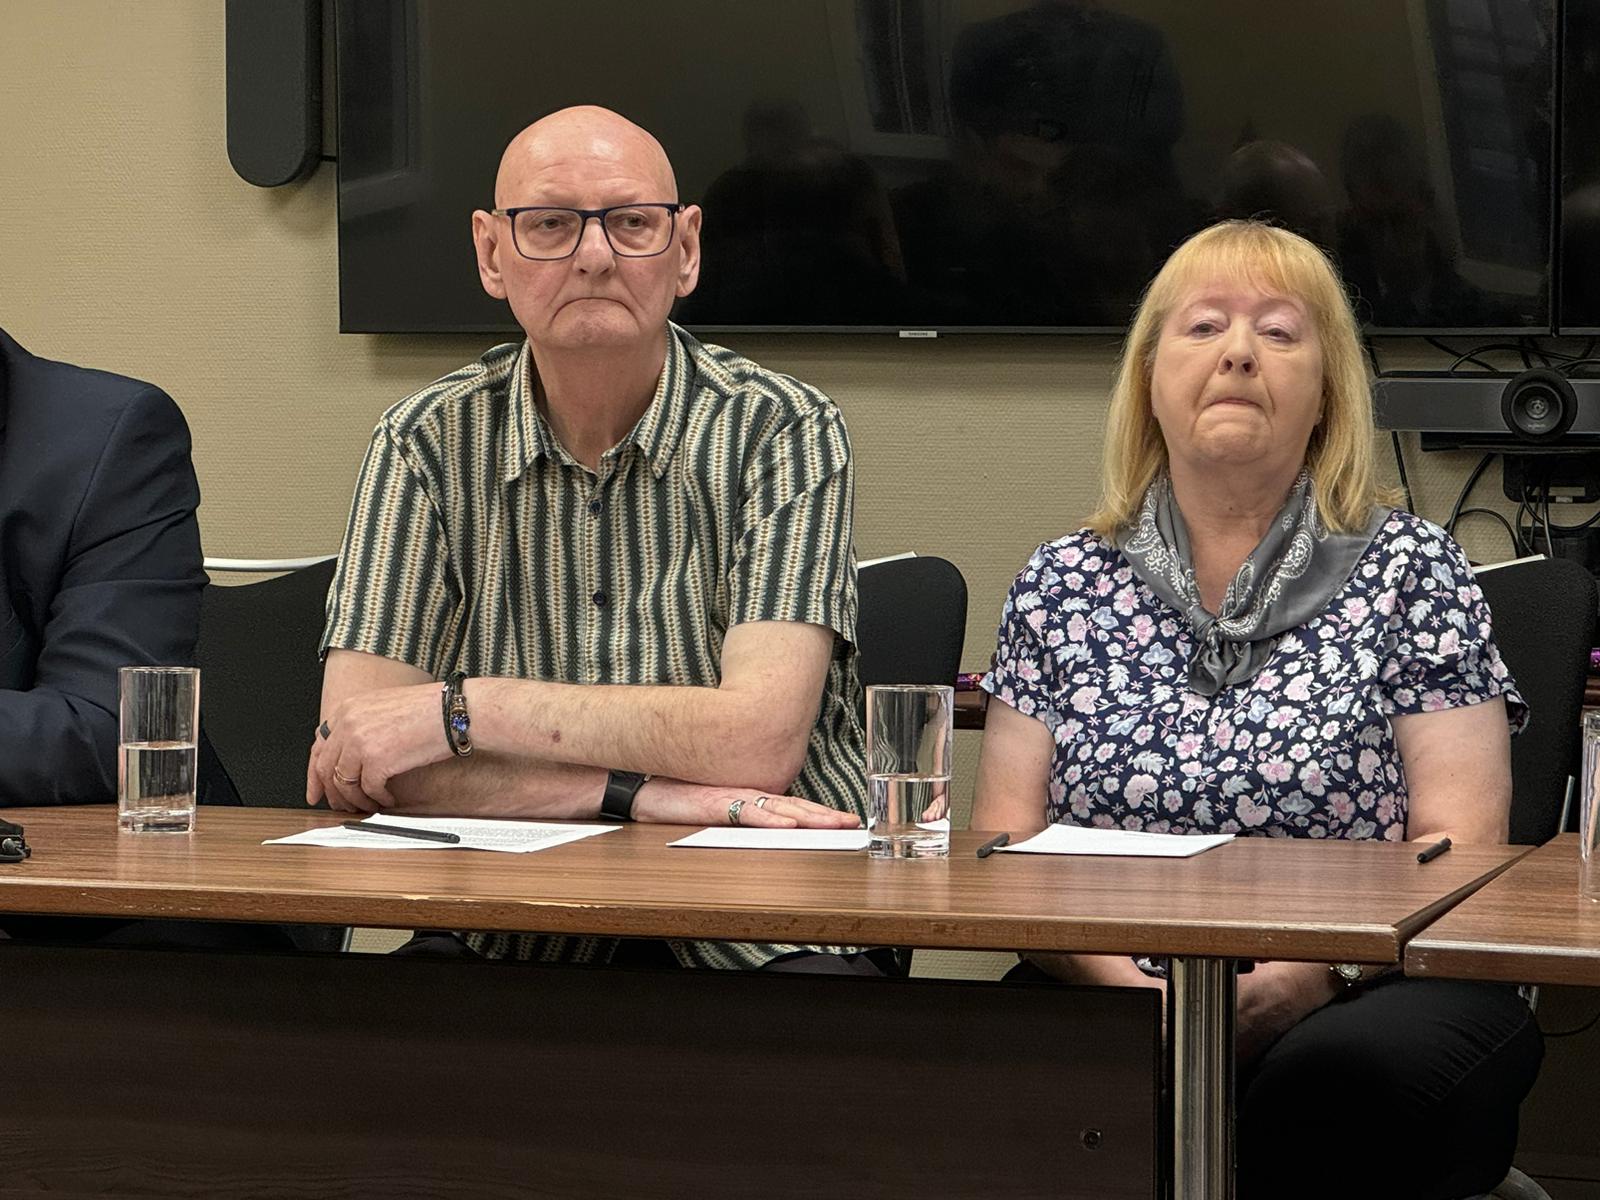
[0,388,204,807]
[316,618,835,815]
[469,618,833,790]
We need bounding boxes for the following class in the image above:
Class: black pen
[1416,837,1452,864]
[342,820,461,845]
[975,832,1011,858]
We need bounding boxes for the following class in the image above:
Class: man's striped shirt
[322,323,866,968]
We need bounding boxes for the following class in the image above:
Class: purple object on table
[955,672,985,692]
[1590,648,1600,672]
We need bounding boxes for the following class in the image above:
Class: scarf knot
[1114,472,1388,696]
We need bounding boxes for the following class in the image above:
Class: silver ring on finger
[754,795,770,810]
[727,798,746,826]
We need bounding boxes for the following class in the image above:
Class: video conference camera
[1374,370,1599,449]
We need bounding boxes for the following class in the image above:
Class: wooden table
[1406,835,1600,986]
[0,808,1528,1200]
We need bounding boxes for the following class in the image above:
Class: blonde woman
[975,221,1541,1199]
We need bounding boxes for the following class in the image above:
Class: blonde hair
[1087,220,1394,537]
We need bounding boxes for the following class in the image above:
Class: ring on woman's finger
[318,720,332,740]
[727,798,746,826]
[754,795,770,810]
[333,768,360,787]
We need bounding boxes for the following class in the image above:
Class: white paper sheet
[668,827,871,851]
[264,815,622,853]
[1003,824,1233,858]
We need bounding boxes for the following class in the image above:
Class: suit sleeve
[0,386,205,805]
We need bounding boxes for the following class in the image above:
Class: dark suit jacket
[0,328,208,806]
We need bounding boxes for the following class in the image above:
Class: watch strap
[600,770,649,822]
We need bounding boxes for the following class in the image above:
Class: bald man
[310,107,878,973]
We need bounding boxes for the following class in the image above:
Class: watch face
[1334,963,1363,983]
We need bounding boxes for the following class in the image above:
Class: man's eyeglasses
[491,203,684,260]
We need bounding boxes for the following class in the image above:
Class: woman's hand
[1235,961,1340,1067]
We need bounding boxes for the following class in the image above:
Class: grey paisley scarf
[1114,472,1390,696]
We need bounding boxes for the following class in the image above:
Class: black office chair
[856,555,968,686]
[197,555,347,953]
[198,556,336,810]
[1474,556,1597,846]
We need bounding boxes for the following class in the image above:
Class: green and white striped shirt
[323,323,867,968]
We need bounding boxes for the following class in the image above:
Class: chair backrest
[857,556,968,686]
[196,557,336,810]
[1473,556,1597,844]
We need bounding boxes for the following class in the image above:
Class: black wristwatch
[600,770,650,822]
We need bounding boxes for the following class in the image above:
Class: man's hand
[631,776,862,829]
[307,682,453,811]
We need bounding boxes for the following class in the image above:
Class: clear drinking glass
[118,666,200,833]
[866,684,953,859]
[1581,712,1600,901]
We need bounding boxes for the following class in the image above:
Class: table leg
[1169,956,1237,1200]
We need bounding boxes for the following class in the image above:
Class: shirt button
[588,500,602,516]
[592,590,609,608]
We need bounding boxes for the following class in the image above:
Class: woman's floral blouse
[981,512,1525,840]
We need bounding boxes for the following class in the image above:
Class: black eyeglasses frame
[489,202,685,261]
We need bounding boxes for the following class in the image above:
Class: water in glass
[869,772,951,858]
[119,739,197,833]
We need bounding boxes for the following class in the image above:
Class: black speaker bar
[226,0,322,187]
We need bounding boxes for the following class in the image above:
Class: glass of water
[866,684,953,859]
[118,666,200,834]
[1581,712,1600,901]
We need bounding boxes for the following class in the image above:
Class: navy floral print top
[981,511,1526,841]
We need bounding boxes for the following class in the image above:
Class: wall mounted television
[334,0,1597,336]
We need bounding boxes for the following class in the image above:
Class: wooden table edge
[0,810,1531,965]
[0,875,1439,963]
[1405,936,1600,986]
[1403,838,1600,985]
[1392,843,1535,948]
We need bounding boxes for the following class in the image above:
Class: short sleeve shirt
[981,511,1526,840]
[322,323,866,966]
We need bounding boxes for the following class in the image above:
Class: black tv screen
[1561,0,1600,332]
[335,0,1560,335]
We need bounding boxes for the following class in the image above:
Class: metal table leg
[1169,956,1237,1200]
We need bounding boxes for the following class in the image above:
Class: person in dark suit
[0,326,208,808]
[0,329,277,946]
